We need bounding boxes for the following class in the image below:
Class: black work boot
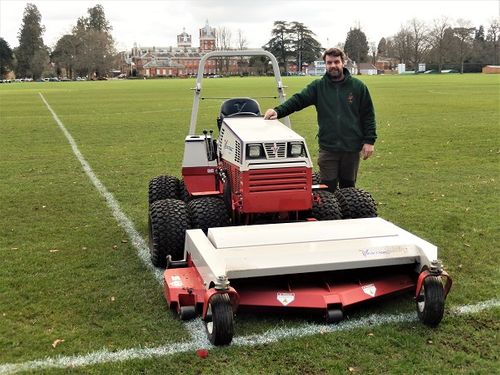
[321,179,338,193]
[339,179,355,189]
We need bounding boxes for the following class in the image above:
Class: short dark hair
[322,48,345,62]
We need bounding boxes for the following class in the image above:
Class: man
[264,48,377,192]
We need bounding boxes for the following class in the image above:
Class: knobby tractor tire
[416,276,445,327]
[311,190,342,220]
[148,175,181,205]
[148,198,189,266]
[312,171,321,185]
[334,187,377,219]
[205,293,234,346]
[188,196,230,234]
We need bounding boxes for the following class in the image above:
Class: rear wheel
[312,171,321,185]
[205,293,234,346]
[148,199,189,266]
[188,196,230,234]
[334,187,377,219]
[149,175,181,204]
[416,276,445,326]
[311,190,342,220]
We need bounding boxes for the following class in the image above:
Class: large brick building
[120,21,243,77]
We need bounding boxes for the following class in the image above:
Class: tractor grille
[264,142,287,158]
[248,168,308,192]
[235,140,241,163]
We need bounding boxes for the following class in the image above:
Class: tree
[486,18,500,64]
[453,19,475,73]
[0,38,15,78]
[428,17,452,72]
[407,18,430,72]
[60,5,115,78]
[16,3,46,78]
[289,22,322,73]
[236,29,248,74]
[392,26,412,65]
[51,34,78,78]
[344,27,369,63]
[215,26,232,74]
[265,21,293,74]
[377,37,387,57]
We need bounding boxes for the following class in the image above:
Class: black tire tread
[188,196,229,233]
[149,175,180,204]
[148,199,189,266]
[311,190,342,220]
[207,294,234,346]
[334,187,377,219]
[417,276,445,327]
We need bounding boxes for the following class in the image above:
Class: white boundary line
[1,299,499,374]
[1,94,494,374]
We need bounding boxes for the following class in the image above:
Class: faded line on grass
[1,298,498,375]
[38,93,164,285]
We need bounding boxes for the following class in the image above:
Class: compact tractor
[148,50,452,345]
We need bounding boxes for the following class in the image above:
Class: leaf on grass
[121,239,128,243]
[348,367,360,373]
[112,245,118,250]
[49,249,59,253]
[464,243,471,247]
[11,248,18,250]
[110,296,115,302]
[52,339,65,348]
[427,339,433,344]
[368,333,374,337]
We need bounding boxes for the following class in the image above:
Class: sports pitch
[0,74,499,374]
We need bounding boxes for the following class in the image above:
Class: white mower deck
[185,217,436,287]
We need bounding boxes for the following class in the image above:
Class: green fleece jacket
[275,69,377,152]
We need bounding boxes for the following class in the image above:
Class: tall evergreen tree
[16,3,46,78]
[289,22,322,72]
[344,28,369,63]
[265,21,293,74]
[0,38,15,78]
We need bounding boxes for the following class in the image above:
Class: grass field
[0,74,499,374]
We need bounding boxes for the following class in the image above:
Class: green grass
[0,74,499,373]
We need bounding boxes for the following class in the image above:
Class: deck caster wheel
[178,306,196,321]
[416,276,445,327]
[326,308,344,324]
[205,294,234,346]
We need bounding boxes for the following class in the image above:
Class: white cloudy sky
[0,0,499,51]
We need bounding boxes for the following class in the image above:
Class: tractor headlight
[288,142,304,157]
[247,143,263,158]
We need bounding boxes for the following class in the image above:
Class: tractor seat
[217,98,261,129]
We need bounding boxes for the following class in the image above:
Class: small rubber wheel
[326,308,344,324]
[205,294,234,346]
[178,306,197,321]
[416,276,445,326]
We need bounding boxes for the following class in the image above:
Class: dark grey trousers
[317,149,360,191]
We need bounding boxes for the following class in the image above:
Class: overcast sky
[1,0,499,51]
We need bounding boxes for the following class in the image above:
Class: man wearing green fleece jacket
[264,48,377,192]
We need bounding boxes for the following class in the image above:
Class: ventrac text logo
[347,92,354,104]
[271,143,280,154]
[223,139,234,153]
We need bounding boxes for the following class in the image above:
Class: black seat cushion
[220,98,261,117]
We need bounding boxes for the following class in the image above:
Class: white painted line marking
[1,299,498,374]
[38,93,164,285]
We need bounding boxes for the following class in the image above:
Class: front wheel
[334,187,377,219]
[205,293,234,346]
[416,276,445,326]
[148,199,189,266]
